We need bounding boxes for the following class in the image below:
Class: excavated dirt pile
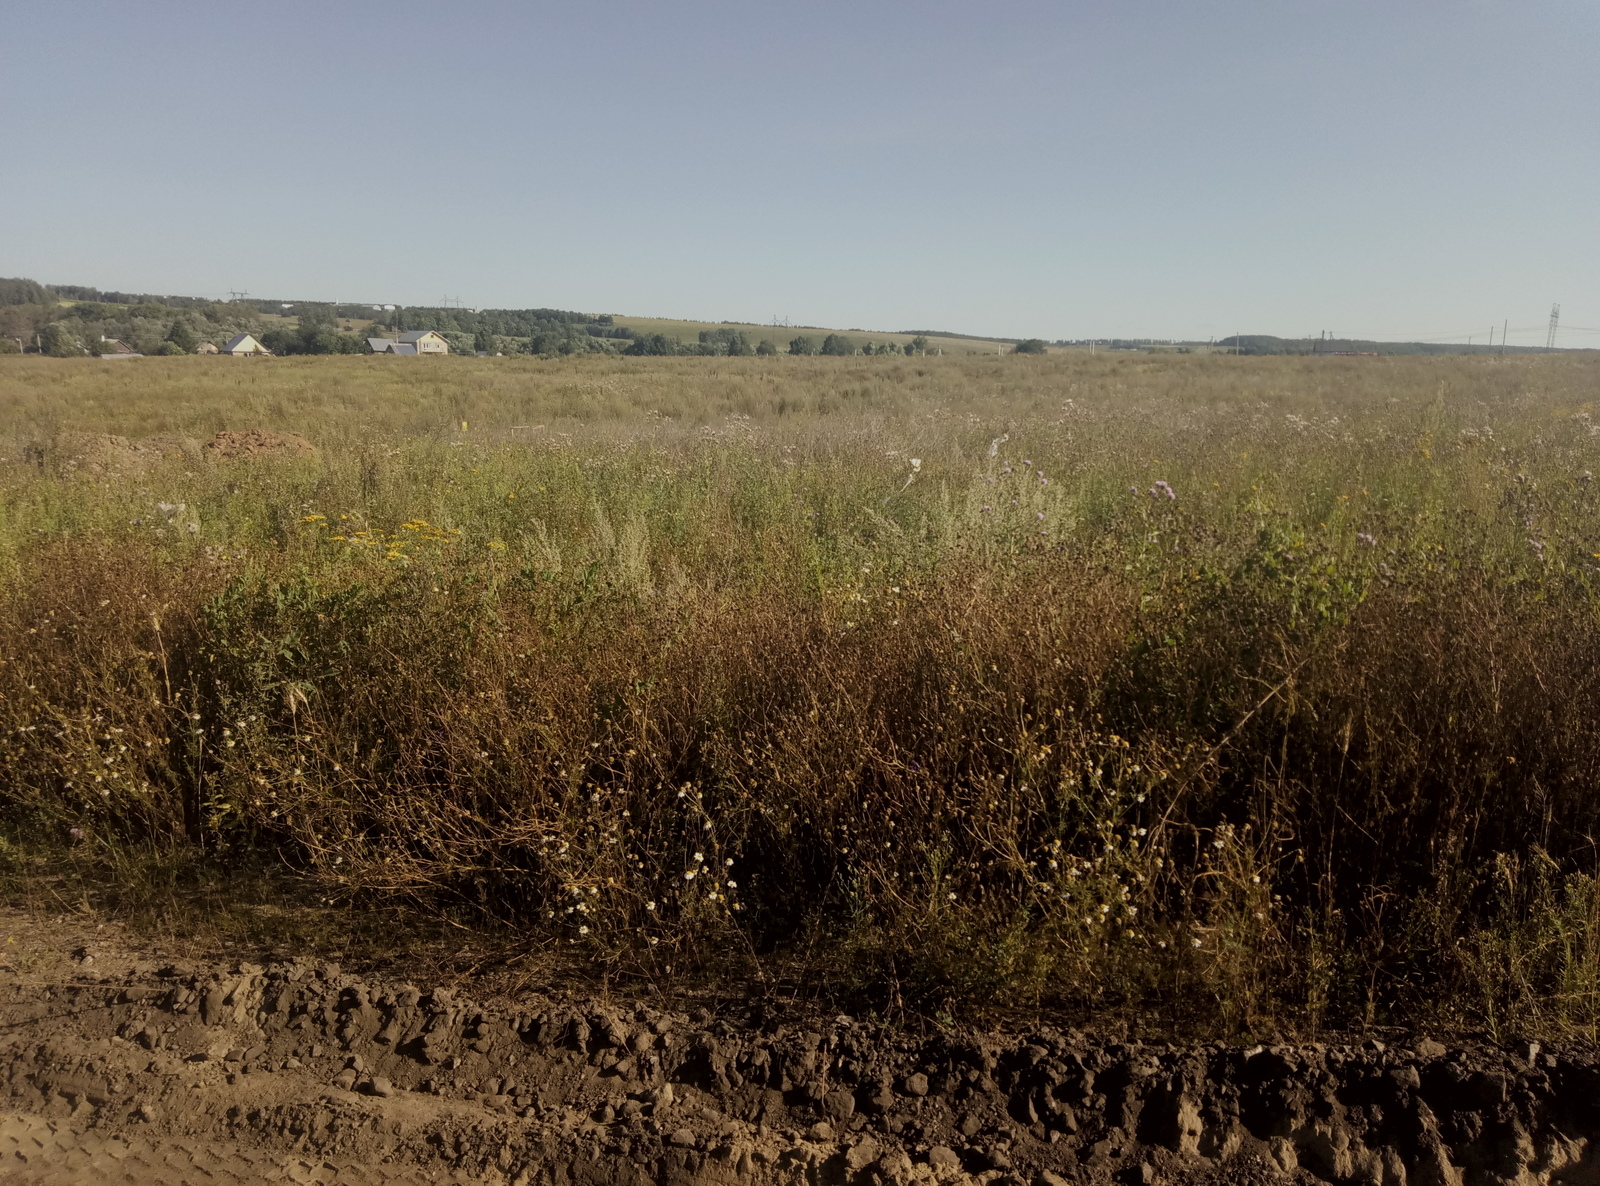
[0,931,1597,1185]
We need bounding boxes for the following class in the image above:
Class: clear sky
[4,1,1597,345]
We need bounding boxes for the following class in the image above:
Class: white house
[221,333,271,357]
[367,330,449,355]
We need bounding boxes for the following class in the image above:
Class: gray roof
[367,338,398,351]
[388,343,418,355]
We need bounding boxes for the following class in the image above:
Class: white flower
[726,880,737,888]
[693,852,704,862]
[684,870,696,880]
[910,458,922,471]
[724,858,733,867]
[579,925,589,935]
[646,901,656,911]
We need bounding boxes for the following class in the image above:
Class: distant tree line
[0,276,997,361]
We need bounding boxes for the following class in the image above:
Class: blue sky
[4,1,1597,344]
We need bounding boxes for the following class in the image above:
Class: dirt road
[0,908,1595,1185]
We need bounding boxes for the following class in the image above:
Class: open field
[3,351,1600,1043]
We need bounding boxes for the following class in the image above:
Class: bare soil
[0,908,1595,1186]
[200,429,316,462]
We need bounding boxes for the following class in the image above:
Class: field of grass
[2,350,1600,1037]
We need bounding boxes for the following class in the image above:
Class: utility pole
[1546,304,1561,351]
[1500,319,1507,356]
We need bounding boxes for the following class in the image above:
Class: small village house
[366,330,449,355]
[98,337,141,358]
[195,341,219,355]
[221,333,271,357]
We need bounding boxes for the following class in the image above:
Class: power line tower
[228,290,250,302]
[1546,304,1561,351]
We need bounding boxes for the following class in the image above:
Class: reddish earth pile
[200,430,316,461]
[0,912,1596,1185]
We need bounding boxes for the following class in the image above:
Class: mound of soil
[0,909,1595,1186]
[25,432,202,477]
[202,430,316,462]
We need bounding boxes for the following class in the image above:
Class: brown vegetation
[2,351,1599,1040]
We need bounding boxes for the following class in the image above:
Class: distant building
[367,330,449,355]
[221,333,271,356]
[98,338,139,357]
[195,341,219,355]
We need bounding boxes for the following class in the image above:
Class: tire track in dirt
[0,1110,486,1184]
[2,910,1599,1184]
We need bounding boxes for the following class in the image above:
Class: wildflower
[579,925,589,935]
[693,851,704,862]
[1192,938,1202,948]
[1149,480,1176,500]
[646,901,656,911]
[910,458,922,472]
[684,870,696,880]
[1356,532,1376,546]
[726,880,737,888]
[947,892,957,901]
[724,857,734,866]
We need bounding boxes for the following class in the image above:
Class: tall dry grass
[2,350,1600,1036]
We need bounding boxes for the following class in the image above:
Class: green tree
[820,333,853,356]
[296,304,338,332]
[150,341,187,355]
[910,335,930,355]
[165,320,198,352]
[789,335,818,356]
[1013,339,1048,354]
[755,339,778,355]
[697,328,753,356]
[40,323,81,357]
[626,333,678,356]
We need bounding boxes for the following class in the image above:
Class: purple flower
[1149,480,1176,500]
[1356,533,1376,547]
[1036,511,1045,520]
[69,827,84,842]
[980,505,991,513]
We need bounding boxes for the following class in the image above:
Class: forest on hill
[0,279,944,359]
